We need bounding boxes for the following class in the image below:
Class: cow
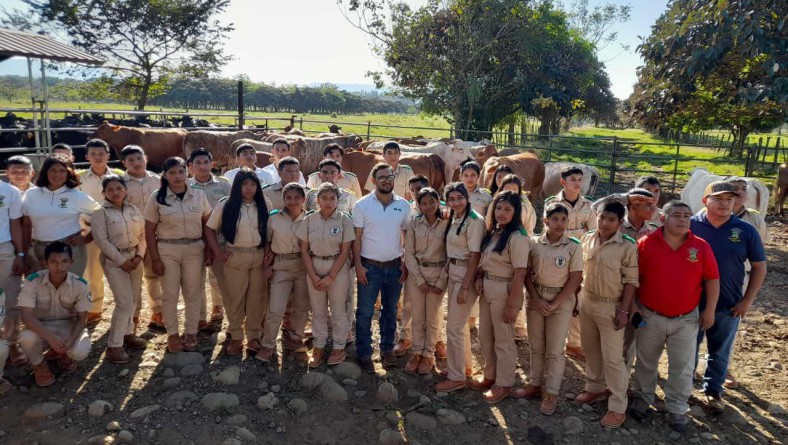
[366,141,473,187]
[342,151,443,196]
[681,167,770,215]
[542,162,601,198]
[91,122,188,167]
[182,130,265,169]
[480,153,545,201]
[249,134,362,175]
[775,163,788,216]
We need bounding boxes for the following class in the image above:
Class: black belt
[361,257,401,268]
[642,303,697,319]
[449,258,469,266]
[418,259,447,268]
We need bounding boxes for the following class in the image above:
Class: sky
[0,0,669,99]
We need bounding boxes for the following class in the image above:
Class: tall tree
[2,0,234,110]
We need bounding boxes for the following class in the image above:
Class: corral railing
[1,107,785,197]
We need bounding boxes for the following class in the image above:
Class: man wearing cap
[690,181,766,414]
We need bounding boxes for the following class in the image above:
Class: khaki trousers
[221,249,267,342]
[158,241,204,336]
[84,242,106,313]
[526,291,575,394]
[515,303,527,331]
[19,319,91,366]
[308,257,350,349]
[445,263,477,381]
[567,317,582,348]
[34,242,87,276]
[579,297,628,413]
[262,257,309,349]
[0,242,22,343]
[623,323,636,371]
[137,252,162,317]
[101,251,143,347]
[480,279,519,387]
[633,306,698,415]
[399,283,413,341]
[404,265,444,357]
[200,262,225,321]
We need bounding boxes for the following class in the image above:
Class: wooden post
[366,121,371,141]
[237,80,244,129]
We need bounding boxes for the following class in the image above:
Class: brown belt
[535,284,563,293]
[361,257,401,268]
[311,253,339,261]
[277,252,302,260]
[449,258,469,266]
[34,232,81,246]
[584,292,622,304]
[158,238,201,245]
[419,259,447,268]
[484,272,510,282]
[227,245,263,253]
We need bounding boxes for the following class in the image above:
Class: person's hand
[309,273,323,290]
[264,251,274,266]
[215,251,232,263]
[532,298,554,317]
[46,333,68,353]
[699,308,716,330]
[503,302,519,324]
[65,234,86,246]
[204,249,214,267]
[356,264,368,285]
[614,310,628,330]
[431,286,444,295]
[474,278,483,295]
[131,256,142,268]
[12,256,25,275]
[120,260,136,273]
[731,299,753,318]
[24,256,38,274]
[317,275,335,290]
[152,259,165,276]
[457,285,468,304]
[264,266,274,279]
[399,263,408,284]
[418,283,432,295]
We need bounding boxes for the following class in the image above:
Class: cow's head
[475,144,498,166]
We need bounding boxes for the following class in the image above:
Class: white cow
[541,162,601,198]
[681,168,770,214]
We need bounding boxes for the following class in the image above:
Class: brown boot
[405,355,421,374]
[86,312,102,329]
[255,346,275,363]
[469,377,495,392]
[210,306,224,322]
[575,389,611,404]
[33,362,55,387]
[226,340,244,356]
[9,343,29,366]
[418,356,435,375]
[308,348,325,368]
[540,393,559,415]
[123,334,148,349]
[105,347,130,364]
[326,348,346,366]
[166,334,184,353]
[148,312,165,329]
[434,341,447,360]
[483,385,512,404]
[513,384,542,399]
[246,339,262,353]
[435,379,466,393]
[393,339,411,357]
[183,334,198,352]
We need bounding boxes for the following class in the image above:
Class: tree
[631,0,787,154]
[562,0,631,59]
[2,0,234,110]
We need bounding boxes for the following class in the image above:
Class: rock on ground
[88,400,113,417]
[436,409,466,425]
[226,415,248,426]
[375,382,398,404]
[221,439,242,445]
[130,405,160,419]
[299,372,347,402]
[562,416,584,435]
[213,366,240,385]
[405,412,437,430]
[117,430,133,443]
[288,398,308,414]
[24,402,64,419]
[378,428,406,445]
[86,435,115,445]
[106,421,121,432]
[180,364,204,377]
[767,403,786,415]
[257,393,279,410]
[332,362,362,380]
[165,391,199,407]
[163,377,181,388]
[201,393,240,411]
[235,427,256,441]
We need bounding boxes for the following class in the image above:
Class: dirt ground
[1,219,786,445]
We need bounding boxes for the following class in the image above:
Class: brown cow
[475,144,499,167]
[342,151,442,196]
[92,122,187,167]
[182,130,264,169]
[776,162,788,216]
[480,153,545,201]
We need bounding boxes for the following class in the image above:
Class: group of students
[0,139,767,433]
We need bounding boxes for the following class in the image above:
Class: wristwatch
[16,252,25,257]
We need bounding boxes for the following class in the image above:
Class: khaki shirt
[262,182,301,212]
[580,230,639,299]
[468,186,493,216]
[144,186,211,240]
[91,201,146,264]
[480,229,531,278]
[307,171,362,198]
[206,200,263,248]
[619,216,659,241]
[446,210,486,260]
[305,187,357,214]
[737,208,770,244]
[188,175,231,209]
[404,214,449,287]
[544,190,597,239]
[77,167,125,202]
[18,271,91,321]
[647,211,663,228]
[267,209,307,257]
[295,209,355,257]
[124,171,159,212]
[364,164,414,198]
[529,234,583,288]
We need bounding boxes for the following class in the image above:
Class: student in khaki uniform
[435,183,486,393]
[575,200,638,429]
[297,183,355,367]
[120,145,163,329]
[144,157,212,353]
[488,164,514,195]
[257,183,310,363]
[77,139,125,327]
[90,176,147,364]
[514,203,583,415]
[364,141,415,199]
[544,165,597,359]
[22,155,100,276]
[205,169,269,356]
[0,177,27,369]
[635,176,663,227]
[403,188,448,375]
[19,242,92,387]
[0,289,11,396]
[224,143,275,186]
[460,161,493,217]
[306,143,362,197]
[470,191,530,404]
[305,159,357,214]
[263,157,304,211]
[187,148,232,330]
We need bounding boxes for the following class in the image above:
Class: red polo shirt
[637,228,719,317]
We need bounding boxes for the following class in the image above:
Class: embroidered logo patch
[728,227,742,243]
[687,247,699,263]
[0,195,5,208]
[330,226,341,236]
[555,256,567,268]
[59,198,69,208]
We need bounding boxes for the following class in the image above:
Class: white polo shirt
[262,163,306,186]
[223,167,275,187]
[352,192,411,262]
[0,181,22,243]
[21,186,100,241]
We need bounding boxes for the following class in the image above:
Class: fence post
[290,115,295,129]
[671,143,680,196]
[366,121,371,141]
[299,117,303,131]
[237,80,244,129]
[609,136,618,193]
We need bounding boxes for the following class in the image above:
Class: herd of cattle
[1,111,787,215]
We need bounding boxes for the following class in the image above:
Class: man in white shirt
[352,163,411,373]
[224,143,274,186]
[0,180,28,367]
[261,138,306,186]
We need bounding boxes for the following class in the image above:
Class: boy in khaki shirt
[576,200,638,428]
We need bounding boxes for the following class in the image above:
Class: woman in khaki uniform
[257,183,310,363]
[471,190,530,404]
[144,157,212,353]
[296,183,355,368]
[205,169,269,356]
[403,188,448,375]
[513,202,583,415]
[434,183,485,393]
[91,176,147,364]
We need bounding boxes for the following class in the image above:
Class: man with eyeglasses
[352,162,412,373]
[691,181,766,415]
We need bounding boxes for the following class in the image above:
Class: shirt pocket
[159,205,180,217]
[59,293,77,313]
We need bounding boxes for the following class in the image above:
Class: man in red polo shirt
[628,200,720,432]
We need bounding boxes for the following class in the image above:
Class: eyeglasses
[376,175,396,182]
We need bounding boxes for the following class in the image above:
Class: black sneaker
[667,413,689,432]
[358,357,376,374]
[628,396,650,422]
